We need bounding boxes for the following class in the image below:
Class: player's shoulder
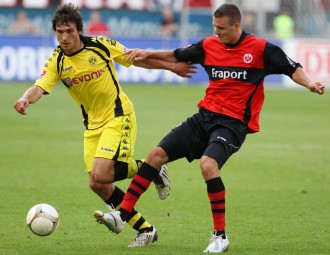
[82,35,125,57]
[197,36,217,49]
[83,35,120,49]
[203,35,218,44]
[49,46,62,57]
[242,33,267,50]
[244,33,267,44]
[43,46,62,68]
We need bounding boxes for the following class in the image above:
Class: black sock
[214,230,226,237]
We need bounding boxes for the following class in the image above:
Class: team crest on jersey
[243,54,253,63]
[89,56,97,65]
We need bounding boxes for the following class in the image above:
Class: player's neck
[63,40,84,55]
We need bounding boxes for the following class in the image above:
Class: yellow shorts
[83,112,137,172]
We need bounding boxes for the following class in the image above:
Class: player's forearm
[124,49,177,63]
[134,58,196,78]
[134,58,177,72]
[20,85,44,104]
[291,67,311,89]
[145,50,177,62]
[291,67,325,94]
[14,85,44,115]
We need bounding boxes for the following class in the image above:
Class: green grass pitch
[0,82,329,255]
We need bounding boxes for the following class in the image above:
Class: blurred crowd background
[1,0,329,84]
[0,0,329,40]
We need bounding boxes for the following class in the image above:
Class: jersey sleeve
[264,42,302,78]
[34,49,61,94]
[99,36,132,68]
[173,39,205,64]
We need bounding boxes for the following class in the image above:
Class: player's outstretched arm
[292,67,325,95]
[134,58,197,78]
[14,85,45,115]
[124,49,177,63]
[123,48,197,78]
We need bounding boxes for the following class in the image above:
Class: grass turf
[0,83,329,255]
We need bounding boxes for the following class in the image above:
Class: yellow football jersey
[35,36,134,130]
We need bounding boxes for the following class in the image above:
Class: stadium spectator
[189,0,211,8]
[322,0,330,21]
[8,10,37,35]
[13,3,195,248]
[273,8,295,39]
[151,0,183,12]
[95,3,325,253]
[243,11,257,35]
[160,6,178,37]
[86,10,110,36]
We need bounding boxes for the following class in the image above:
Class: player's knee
[200,156,219,180]
[145,147,168,167]
[89,167,115,187]
[90,158,115,183]
[89,175,101,192]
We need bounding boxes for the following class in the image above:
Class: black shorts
[158,107,248,168]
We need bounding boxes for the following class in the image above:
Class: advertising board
[0,35,285,85]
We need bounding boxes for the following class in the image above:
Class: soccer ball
[26,203,59,236]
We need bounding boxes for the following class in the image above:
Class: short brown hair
[52,3,84,33]
[214,4,241,25]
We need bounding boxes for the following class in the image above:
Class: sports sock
[127,159,144,178]
[113,162,128,182]
[105,186,151,231]
[120,163,159,221]
[113,159,145,182]
[206,177,226,235]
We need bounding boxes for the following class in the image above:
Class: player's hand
[309,82,325,95]
[124,49,149,63]
[14,98,29,115]
[173,62,198,78]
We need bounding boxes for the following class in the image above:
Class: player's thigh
[84,128,101,173]
[204,127,246,169]
[159,120,206,162]
[84,113,137,173]
[97,113,137,162]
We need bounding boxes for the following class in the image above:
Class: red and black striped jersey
[174,32,301,133]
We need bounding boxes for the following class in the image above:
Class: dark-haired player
[13,3,196,247]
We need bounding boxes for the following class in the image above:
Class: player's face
[213,16,240,44]
[55,22,82,55]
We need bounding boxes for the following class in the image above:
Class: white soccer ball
[26,203,59,236]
